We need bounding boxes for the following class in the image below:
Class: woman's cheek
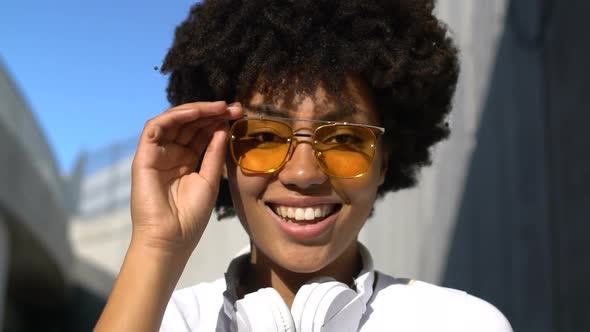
[332,166,382,202]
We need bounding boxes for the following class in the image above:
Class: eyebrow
[246,104,288,117]
[245,103,360,121]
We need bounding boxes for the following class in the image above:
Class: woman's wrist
[130,232,194,261]
[95,237,191,331]
[129,221,200,263]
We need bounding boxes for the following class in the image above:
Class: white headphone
[233,277,366,332]
[223,243,375,332]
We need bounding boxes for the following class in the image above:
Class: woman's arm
[94,101,243,332]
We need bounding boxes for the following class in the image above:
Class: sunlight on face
[227,76,387,275]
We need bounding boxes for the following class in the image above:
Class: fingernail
[226,102,241,112]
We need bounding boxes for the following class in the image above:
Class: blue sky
[1,0,197,174]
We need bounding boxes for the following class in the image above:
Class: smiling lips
[266,202,342,240]
[271,204,338,224]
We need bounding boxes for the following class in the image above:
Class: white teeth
[273,205,334,221]
[295,208,305,220]
[314,208,322,218]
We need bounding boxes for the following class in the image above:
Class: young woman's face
[227,77,387,274]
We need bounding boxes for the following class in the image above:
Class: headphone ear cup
[291,278,365,332]
[290,278,324,330]
[235,288,295,332]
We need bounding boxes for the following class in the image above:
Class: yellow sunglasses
[229,116,385,178]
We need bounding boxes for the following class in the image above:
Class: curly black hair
[161,0,459,219]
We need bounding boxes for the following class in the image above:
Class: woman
[95,0,512,331]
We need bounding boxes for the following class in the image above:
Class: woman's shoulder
[160,278,227,331]
[360,272,513,332]
[168,277,227,307]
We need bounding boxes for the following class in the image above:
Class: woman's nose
[277,141,328,189]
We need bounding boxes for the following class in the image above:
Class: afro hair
[161,0,460,219]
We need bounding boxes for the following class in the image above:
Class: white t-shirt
[160,245,512,331]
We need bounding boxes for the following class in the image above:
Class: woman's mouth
[265,203,342,241]
[268,204,341,224]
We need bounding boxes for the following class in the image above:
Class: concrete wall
[543,1,590,330]
[0,63,71,279]
[441,0,554,327]
[0,61,72,329]
[0,215,8,330]
[441,1,590,331]
[360,0,508,287]
[361,1,590,331]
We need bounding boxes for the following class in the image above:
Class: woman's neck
[242,242,362,308]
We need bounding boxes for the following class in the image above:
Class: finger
[157,105,218,143]
[134,102,241,169]
[139,142,200,174]
[144,101,243,144]
[198,122,229,185]
[145,101,225,143]
[184,126,217,166]
[162,102,230,144]
[168,101,242,117]
[133,120,211,171]
[175,118,220,147]
[185,118,223,152]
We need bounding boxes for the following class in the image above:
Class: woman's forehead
[244,77,379,124]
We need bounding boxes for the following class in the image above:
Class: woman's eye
[251,132,281,142]
[325,134,362,145]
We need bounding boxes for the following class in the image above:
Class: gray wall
[360,0,509,293]
[0,215,8,330]
[362,1,590,332]
[443,1,590,331]
[0,61,73,330]
[0,63,71,277]
[544,1,590,330]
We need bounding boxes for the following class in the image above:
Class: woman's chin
[270,245,334,274]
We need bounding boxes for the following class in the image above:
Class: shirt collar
[222,242,375,312]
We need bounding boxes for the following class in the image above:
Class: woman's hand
[130,101,243,257]
[96,101,243,332]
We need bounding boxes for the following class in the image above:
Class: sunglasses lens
[230,119,292,172]
[314,125,376,177]
[230,119,378,177]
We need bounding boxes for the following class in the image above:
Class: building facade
[0,61,72,330]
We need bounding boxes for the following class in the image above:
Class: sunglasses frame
[229,116,386,178]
